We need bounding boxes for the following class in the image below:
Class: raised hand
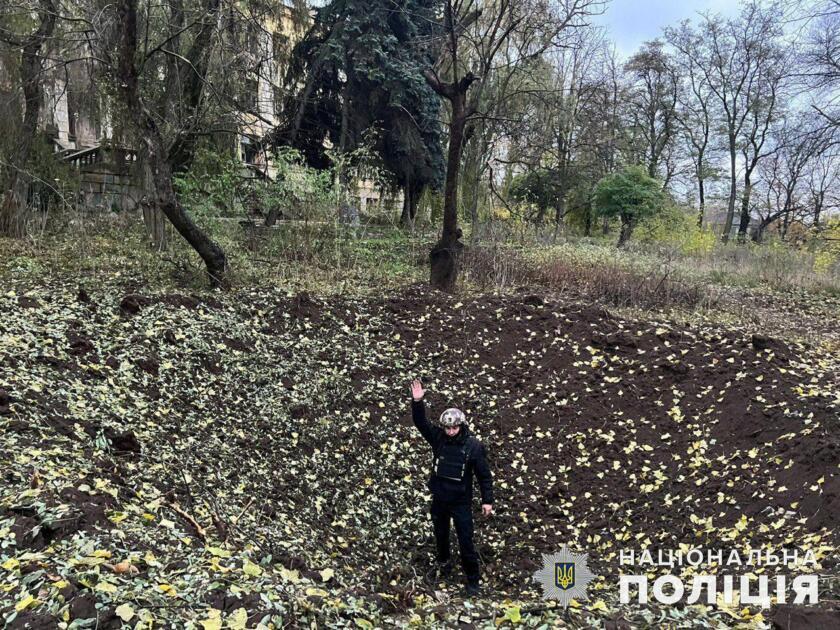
[410,378,425,401]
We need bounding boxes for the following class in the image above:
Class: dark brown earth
[0,281,837,627]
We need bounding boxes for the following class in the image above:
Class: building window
[273,85,284,117]
[241,137,259,165]
[68,112,77,143]
[242,78,258,114]
[272,32,289,62]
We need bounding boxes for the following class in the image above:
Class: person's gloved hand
[411,378,425,401]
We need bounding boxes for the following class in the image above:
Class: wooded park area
[0,0,839,628]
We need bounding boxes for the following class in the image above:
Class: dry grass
[2,212,838,352]
[460,242,713,312]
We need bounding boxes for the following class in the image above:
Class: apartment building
[4,0,398,216]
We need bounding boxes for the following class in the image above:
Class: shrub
[592,165,667,247]
[173,148,245,217]
[636,205,716,256]
[811,219,840,274]
[256,147,334,221]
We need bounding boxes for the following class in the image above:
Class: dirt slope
[0,280,837,628]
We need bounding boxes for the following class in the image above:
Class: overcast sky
[592,0,744,59]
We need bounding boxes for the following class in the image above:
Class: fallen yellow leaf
[15,594,37,612]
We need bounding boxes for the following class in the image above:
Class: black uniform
[411,398,494,587]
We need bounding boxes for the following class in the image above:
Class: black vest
[434,440,469,482]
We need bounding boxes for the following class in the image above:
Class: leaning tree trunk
[0,0,56,237]
[116,0,227,287]
[145,131,227,285]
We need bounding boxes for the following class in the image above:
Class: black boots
[426,559,453,583]
[465,581,480,597]
[427,561,482,598]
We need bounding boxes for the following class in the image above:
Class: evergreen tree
[276,0,444,224]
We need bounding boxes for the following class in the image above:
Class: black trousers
[430,498,480,585]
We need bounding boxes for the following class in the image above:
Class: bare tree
[800,0,840,128]
[109,0,228,286]
[667,21,718,227]
[538,32,607,230]
[752,112,835,241]
[622,40,678,185]
[807,146,840,228]
[469,23,607,235]
[667,4,787,242]
[735,41,787,242]
[0,0,57,237]
[571,45,623,236]
[422,0,603,291]
[96,0,300,283]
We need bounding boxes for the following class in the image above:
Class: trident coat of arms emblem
[533,545,596,608]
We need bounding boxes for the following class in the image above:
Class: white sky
[591,0,744,59]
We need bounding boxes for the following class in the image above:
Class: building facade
[4,0,400,217]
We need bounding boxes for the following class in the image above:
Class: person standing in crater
[409,378,494,597]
